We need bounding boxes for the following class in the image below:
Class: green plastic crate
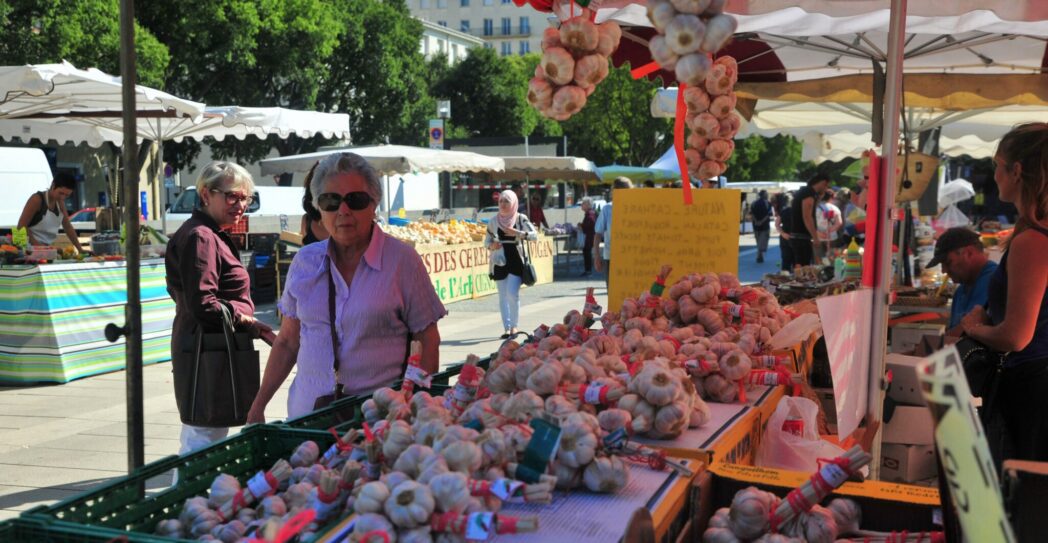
[1,516,170,543]
[280,394,366,431]
[25,425,336,540]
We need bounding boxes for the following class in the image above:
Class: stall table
[0,259,175,384]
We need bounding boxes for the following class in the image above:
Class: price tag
[488,479,525,501]
[404,364,432,388]
[465,512,495,540]
[818,463,849,488]
[583,382,605,404]
[247,471,275,499]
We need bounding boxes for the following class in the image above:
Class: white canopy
[487,156,602,182]
[259,144,506,176]
[797,131,998,162]
[1,105,351,147]
[0,61,204,120]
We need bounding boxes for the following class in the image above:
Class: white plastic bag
[491,248,507,267]
[755,397,846,473]
[933,204,970,232]
[937,179,975,208]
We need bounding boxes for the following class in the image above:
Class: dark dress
[789,186,817,266]
[581,209,596,272]
[779,206,796,271]
[165,209,254,423]
[492,228,525,280]
[303,216,321,245]
[986,224,1048,462]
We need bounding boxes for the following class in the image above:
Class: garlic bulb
[557,421,598,468]
[352,513,396,543]
[705,139,734,162]
[383,420,415,465]
[413,419,446,448]
[649,35,680,71]
[596,21,622,57]
[527,361,564,395]
[700,13,738,53]
[212,520,246,543]
[705,64,734,96]
[689,112,721,139]
[258,495,287,518]
[541,47,576,86]
[827,498,862,535]
[546,394,579,417]
[501,389,545,422]
[684,148,704,173]
[690,396,713,427]
[440,440,483,474]
[704,373,737,403]
[393,444,434,479]
[384,480,435,529]
[483,361,518,394]
[709,94,737,118]
[573,54,610,89]
[698,161,726,180]
[207,473,240,510]
[417,453,449,484]
[634,364,681,407]
[598,408,633,434]
[684,85,711,113]
[653,400,690,437]
[647,0,677,33]
[728,486,776,540]
[718,113,741,138]
[354,481,391,515]
[477,428,512,467]
[559,16,599,53]
[527,77,554,111]
[429,472,471,513]
[289,440,320,468]
[550,85,588,118]
[541,26,562,51]
[583,456,630,493]
[155,519,183,538]
[666,15,705,56]
[399,526,435,543]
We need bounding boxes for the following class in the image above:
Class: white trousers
[178,424,229,455]
[495,274,523,331]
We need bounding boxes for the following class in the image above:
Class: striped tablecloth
[0,259,175,384]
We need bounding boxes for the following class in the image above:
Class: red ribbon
[497,515,519,534]
[630,61,661,79]
[329,427,354,452]
[250,509,316,543]
[362,421,375,442]
[357,530,392,543]
[675,83,694,205]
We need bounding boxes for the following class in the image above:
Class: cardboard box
[883,405,935,445]
[813,386,837,426]
[886,353,928,406]
[881,443,938,483]
[891,323,945,354]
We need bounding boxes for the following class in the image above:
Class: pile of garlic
[645,0,740,182]
[384,221,486,246]
[529,14,622,120]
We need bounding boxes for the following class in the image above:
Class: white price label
[489,479,524,501]
[818,463,849,489]
[405,364,432,387]
[465,512,495,540]
[584,383,605,404]
[247,471,274,499]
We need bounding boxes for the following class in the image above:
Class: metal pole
[119,0,144,472]
[866,0,907,479]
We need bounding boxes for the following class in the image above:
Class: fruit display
[529,12,622,120]
[384,221,487,246]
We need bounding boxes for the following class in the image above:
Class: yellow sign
[917,347,1016,542]
[608,189,741,309]
[397,208,406,219]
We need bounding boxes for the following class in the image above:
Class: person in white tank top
[16,172,84,252]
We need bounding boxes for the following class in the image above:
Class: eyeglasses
[317,191,373,212]
[209,188,253,206]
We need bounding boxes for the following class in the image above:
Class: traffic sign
[429,119,444,149]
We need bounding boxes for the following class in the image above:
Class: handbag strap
[327,263,341,387]
[218,303,244,418]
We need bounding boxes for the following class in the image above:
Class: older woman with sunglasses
[166,162,272,454]
[247,153,447,421]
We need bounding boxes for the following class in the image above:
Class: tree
[430,47,536,138]
[724,134,805,181]
[559,63,672,166]
[0,0,169,87]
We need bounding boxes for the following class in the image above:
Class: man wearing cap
[928,227,998,334]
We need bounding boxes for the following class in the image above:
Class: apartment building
[419,18,486,63]
[410,0,545,56]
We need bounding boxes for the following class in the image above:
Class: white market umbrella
[259,144,505,176]
[486,156,602,222]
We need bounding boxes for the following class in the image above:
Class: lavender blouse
[279,224,447,417]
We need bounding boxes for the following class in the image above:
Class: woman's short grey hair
[195,161,255,197]
[310,152,382,207]
[581,197,593,207]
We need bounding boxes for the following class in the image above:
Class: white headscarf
[497,190,518,231]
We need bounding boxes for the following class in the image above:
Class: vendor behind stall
[927,227,997,334]
[247,152,447,421]
[16,172,84,252]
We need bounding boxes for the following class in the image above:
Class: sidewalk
[0,229,779,519]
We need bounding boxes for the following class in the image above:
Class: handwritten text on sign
[609,189,740,309]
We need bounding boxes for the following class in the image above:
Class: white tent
[489,156,602,182]
[258,144,506,176]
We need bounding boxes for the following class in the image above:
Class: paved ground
[0,232,779,520]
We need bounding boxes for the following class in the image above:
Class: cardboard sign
[414,237,554,304]
[816,289,874,441]
[917,346,1016,542]
[608,189,740,309]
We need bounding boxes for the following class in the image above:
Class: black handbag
[173,304,260,427]
[956,336,1010,466]
[313,267,347,410]
[520,231,537,287]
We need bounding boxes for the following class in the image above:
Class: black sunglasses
[317,191,373,212]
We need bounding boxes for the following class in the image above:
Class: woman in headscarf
[486,190,538,339]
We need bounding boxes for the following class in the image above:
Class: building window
[501,42,512,56]
[437,20,447,27]
[460,20,470,32]
[520,16,530,34]
[420,0,429,7]
[501,17,511,35]
[483,18,493,36]
[502,0,512,4]
[460,0,469,6]
[437,0,447,7]
[519,40,530,54]
[484,42,493,49]
[483,0,494,5]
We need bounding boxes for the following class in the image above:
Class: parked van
[164,186,305,239]
[0,147,53,231]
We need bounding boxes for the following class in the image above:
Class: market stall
[0,258,174,384]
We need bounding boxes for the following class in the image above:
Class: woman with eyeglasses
[165,161,272,454]
[486,189,538,339]
[247,153,447,421]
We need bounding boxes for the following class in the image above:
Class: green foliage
[559,64,672,166]
[0,0,169,87]
[430,47,530,138]
[724,134,806,181]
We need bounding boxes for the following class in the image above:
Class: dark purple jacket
[166,209,254,339]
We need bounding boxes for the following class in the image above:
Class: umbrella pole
[866,0,908,479]
[118,0,145,473]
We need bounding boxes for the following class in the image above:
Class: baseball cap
[927,227,982,267]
